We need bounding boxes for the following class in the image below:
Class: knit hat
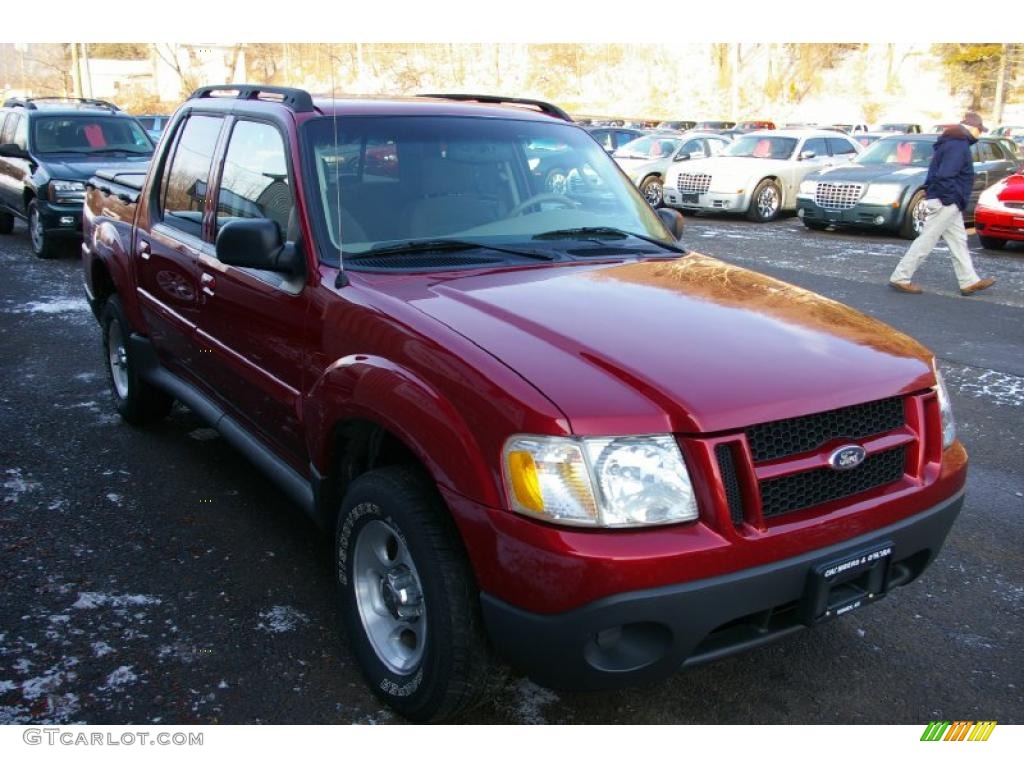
[962,111,987,133]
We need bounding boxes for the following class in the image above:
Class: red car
[975,173,1024,249]
[82,85,966,722]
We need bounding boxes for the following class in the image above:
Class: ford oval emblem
[828,445,867,471]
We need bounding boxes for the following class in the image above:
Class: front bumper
[797,197,904,230]
[975,207,1024,241]
[37,198,83,234]
[481,490,963,690]
[663,187,750,213]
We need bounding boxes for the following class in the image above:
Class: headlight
[933,364,956,449]
[49,180,86,202]
[798,179,818,196]
[860,183,902,205]
[976,186,1000,209]
[503,434,698,528]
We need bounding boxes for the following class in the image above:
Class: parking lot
[0,213,1021,725]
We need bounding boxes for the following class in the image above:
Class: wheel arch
[307,355,500,529]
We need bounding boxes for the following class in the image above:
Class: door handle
[138,240,150,260]
[201,272,216,297]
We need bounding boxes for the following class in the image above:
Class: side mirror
[0,143,27,159]
[215,218,303,275]
[800,150,817,160]
[673,152,691,162]
[657,207,685,239]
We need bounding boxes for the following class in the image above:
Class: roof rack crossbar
[2,96,121,111]
[418,93,573,122]
[189,84,316,114]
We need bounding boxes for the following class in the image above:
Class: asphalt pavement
[0,215,1021,725]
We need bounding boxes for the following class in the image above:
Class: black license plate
[680,192,699,204]
[802,542,893,624]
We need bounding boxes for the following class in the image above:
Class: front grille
[746,397,905,463]
[715,444,745,525]
[677,173,711,194]
[759,446,905,518]
[814,182,864,210]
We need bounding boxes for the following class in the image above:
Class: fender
[85,206,148,332]
[306,354,501,509]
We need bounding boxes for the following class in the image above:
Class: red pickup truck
[82,85,967,722]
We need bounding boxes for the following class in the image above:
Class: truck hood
[807,163,927,185]
[38,154,151,182]
[409,254,935,435]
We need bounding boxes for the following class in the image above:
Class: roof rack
[189,84,316,114]
[3,96,121,112]
[418,93,573,122]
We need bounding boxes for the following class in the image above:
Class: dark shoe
[889,281,923,294]
[960,277,996,296]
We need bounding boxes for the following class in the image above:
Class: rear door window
[827,137,859,156]
[159,115,224,239]
[803,138,829,158]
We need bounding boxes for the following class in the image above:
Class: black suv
[0,97,154,258]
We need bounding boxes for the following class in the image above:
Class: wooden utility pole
[993,43,1007,125]
[70,43,82,98]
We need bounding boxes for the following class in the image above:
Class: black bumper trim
[481,490,963,691]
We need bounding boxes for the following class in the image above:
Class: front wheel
[640,175,664,207]
[101,296,174,425]
[746,179,782,222]
[978,235,1007,250]
[28,200,59,259]
[900,190,928,240]
[335,467,495,722]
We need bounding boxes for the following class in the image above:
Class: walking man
[889,112,996,296]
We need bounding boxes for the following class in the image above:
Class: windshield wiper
[346,238,554,262]
[83,148,151,155]
[532,227,685,253]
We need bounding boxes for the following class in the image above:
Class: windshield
[612,135,681,159]
[32,115,154,154]
[722,135,797,160]
[301,115,674,267]
[856,137,934,166]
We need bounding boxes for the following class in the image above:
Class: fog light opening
[874,215,885,225]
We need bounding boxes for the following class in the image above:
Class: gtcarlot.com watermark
[23,728,203,747]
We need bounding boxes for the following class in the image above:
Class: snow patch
[4,468,40,503]
[72,592,161,610]
[91,641,115,657]
[188,428,220,442]
[510,678,559,724]
[105,493,124,506]
[7,298,89,315]
[256,606,310,634]
[942,365,1024,408]
[0,680,16,694]
[103,666,138,691]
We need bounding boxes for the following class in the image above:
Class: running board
[128,333,316,520]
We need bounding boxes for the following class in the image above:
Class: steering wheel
[508,193,581,218]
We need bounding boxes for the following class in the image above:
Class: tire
[100,296,174,425]
[746,179,782,222]
[640,175,664,207]
[900,190,928,240]
[335,466,495,722]
[978,235,1007,250]
[802,219,829,231]
[0,211,13,235]
[28,199,59,259]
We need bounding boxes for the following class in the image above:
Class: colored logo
[920,721,997,741]
[828,444,867,471]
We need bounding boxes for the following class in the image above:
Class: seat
[895,142,913,164]
[406,156,500,238]
[753,139,772,158]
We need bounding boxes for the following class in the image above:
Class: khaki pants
[890,199,980,290]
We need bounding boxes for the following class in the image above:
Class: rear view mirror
[657,207,685,240]
[673,152,691,162]
[800,150,817,160]
[216,218,303,275]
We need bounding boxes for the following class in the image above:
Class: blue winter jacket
[924,125,976,211]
